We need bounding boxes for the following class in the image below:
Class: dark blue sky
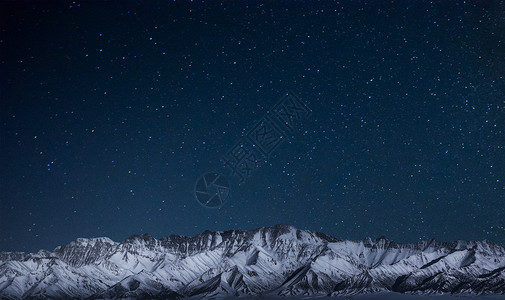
[1,1,504,253]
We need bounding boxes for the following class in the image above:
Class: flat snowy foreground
[217,294,505,300]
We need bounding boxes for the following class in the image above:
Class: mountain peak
[55,237,116,250]
[123,233,156,244]
[375,235,389,241]
[270,223,296,231]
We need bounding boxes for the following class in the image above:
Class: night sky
[1,1,504,253]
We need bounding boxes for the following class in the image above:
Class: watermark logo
[194,91,311,208]
[194,172,230,208]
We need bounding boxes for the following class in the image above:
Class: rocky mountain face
[1,224,505,299]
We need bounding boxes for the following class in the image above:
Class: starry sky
[1,1,504,253]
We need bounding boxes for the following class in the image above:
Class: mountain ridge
[1,224,504,299]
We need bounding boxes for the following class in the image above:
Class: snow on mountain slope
[1,224,504,299]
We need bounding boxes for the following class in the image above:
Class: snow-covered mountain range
[1,224,505,299]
